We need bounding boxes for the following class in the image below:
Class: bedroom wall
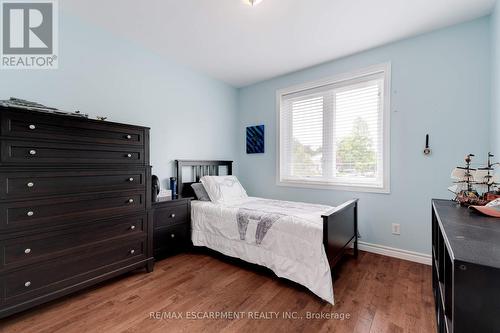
[492,1,500,158]
[0,14,238,188]
[236,17,491,255]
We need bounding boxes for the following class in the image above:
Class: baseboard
[358,241,432,265]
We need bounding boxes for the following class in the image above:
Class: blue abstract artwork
[246,125,265,154]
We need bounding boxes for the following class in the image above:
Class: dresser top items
[432,199,500,269]
[0,106,150,130]
[0,107,150,168]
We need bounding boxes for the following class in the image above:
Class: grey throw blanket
[237,208,284,244]
[233,198,331,245]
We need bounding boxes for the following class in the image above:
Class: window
[277,63,390,192]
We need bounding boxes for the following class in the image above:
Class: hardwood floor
[1,250,436,333]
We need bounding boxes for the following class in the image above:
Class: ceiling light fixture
[244,0,264,6]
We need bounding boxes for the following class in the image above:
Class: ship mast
[488,152,500,193]
[471,152,499,194]
[486,152,494,193]
[465,154,474,192]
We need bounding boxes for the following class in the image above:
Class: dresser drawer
[0,191,145,230]
[154,224,190,257]
[0,110,145,146]
[153,203,189,228]
[1,140,144,166]
[1,214,147,270]
[3,238,145,302]
[0,169,145,199]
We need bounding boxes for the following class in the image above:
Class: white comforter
[191,197,335,304]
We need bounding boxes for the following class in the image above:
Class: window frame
[276,63,391,193]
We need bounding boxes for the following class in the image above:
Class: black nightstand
[152,195,192,259]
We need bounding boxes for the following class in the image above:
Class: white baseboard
[357,241,432,265]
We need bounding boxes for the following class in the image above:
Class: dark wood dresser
[432,199,500,333]
[0,107,154,318]
[153,196,191,258]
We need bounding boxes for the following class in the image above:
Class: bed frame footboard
[322,199,359,269]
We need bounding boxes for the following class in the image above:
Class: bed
[176,160,358,304]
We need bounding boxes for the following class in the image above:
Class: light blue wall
[0,14,238,188]
[492,2,500,158]
[0,12,493,255]
[237,18,491,254]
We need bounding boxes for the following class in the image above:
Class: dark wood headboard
[176,160,233,198]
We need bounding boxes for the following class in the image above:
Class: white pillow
[200,176,248,204]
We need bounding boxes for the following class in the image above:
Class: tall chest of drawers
[0,107,154,318]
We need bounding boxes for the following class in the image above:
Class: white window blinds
[278,64,390,192]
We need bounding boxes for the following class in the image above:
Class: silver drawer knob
[170,213,176,218]
[126,153,132,158]
[129,249,135,254]
[27,182,34,188]
[128,177,134,182]
[25,281,31,287]
[28,124,36,130]
[170,234,175,238]
[128,198,134,203]
[24,248,31,254]
[130,225,136,230]
[27,211,34,217]
[29,149,37,155]
[126,135,132,139]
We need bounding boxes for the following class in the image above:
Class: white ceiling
[64,0,496,87]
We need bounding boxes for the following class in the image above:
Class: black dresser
[432,199,500,333]
[0,107,154,318]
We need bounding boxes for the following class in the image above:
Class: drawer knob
[27,182,34,188]
[170,234,175,238]
[126,135,132,139]
[129,249,135,254]
[24,281,31,287]
[128,198,134,203]
[28,124,36,130]
[29,149,37,155]
[24,248,31,254]
[170,213,176,218]
[130,225,136,230]
[128,177,134,182]
[27,211,34,217]
[126,153,132,158]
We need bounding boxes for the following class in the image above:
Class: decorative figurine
[449,153,500,206]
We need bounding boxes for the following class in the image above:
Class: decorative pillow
[191,183,211,201]
[200,176,248,204]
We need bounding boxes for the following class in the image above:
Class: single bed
[176,160,358,304]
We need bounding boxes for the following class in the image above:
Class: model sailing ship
[449,153,500,206]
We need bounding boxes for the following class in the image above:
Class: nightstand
[152,196,192,259]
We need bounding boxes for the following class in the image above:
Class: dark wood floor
[1,250,436,333]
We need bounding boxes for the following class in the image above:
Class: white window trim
[275,62,391,194]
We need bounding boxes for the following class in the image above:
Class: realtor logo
[1,0,58,69]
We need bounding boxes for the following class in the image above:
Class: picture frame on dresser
[0,106,154,319]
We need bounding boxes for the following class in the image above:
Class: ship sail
[493,173,500,187]
[451,168,475,192]
[451,168,469,181]
[447,184,459,194]
[473,169,490,183]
